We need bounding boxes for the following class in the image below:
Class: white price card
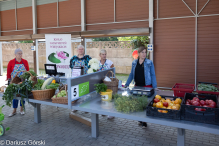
[71,69,81,78]
[71,85,79,101]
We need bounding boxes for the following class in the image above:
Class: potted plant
[94,83,113,101]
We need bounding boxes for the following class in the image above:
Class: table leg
[34,103,41,123]
[177,128,185,146]
[91,113,99,138]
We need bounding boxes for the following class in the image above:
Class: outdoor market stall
[8,67,219,146]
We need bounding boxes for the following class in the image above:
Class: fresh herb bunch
[198,83,219,92]
[33,79,45,90]
[2,80,33,107]
[114,94,148,113]
[20,71,37,80]
[46,83,60,90]
[94,83,107,93]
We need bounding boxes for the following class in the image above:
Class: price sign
[71,69,82,78]
[147,44,153,52]
[71,81,89,101]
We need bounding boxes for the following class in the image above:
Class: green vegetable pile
[20,71,37,80]
[113,94,148,113]
[94,83,107,93]
[46,83,60,90]
[53,90,67,98]
[2,80,33,107]
[198,83,219,92]
[33,79,45,90]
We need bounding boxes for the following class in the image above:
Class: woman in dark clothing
[125,46,157,128]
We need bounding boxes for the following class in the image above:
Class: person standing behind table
[99,49,115,119]
[69,45,92,75]
[6,48,30,117]
[99,49,114,71]
[124,46,157,128]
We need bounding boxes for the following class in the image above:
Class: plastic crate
[172,83,195,98]
[146,95,183,120]
[196,82,219,96]
[181,93,219,125]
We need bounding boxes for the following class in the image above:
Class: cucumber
[41,77,54,90]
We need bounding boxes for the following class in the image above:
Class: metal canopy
[0,28,150,41]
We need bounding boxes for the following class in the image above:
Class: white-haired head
[99,49,107,55]
[14,48,23,55]
[77,45,85,50]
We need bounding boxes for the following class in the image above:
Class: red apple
[203,105,210,108]
[209,102,216,108]
[163,102,168,107]
[208,100,214,104]
[200,100,206,106]
[193,97,200,102]
[192,101,201,106]
[186,103,191,105]
[154,98,160,103]
[205,100,210,105]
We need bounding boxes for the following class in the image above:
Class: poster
[45,34,71,76]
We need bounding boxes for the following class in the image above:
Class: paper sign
[147,44,153,52]
[71,82,89,101]
[71,69,81,78]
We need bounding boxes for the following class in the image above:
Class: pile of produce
[198,83,219,92]
[2,80,33,107]
[153,95,182,113]
[94,83,107,93]
[113,94,148,113]
[185,97,217,111]
[52,90,67,98]
[33,77,59,91]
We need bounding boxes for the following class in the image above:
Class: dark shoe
[138,121,142,125]
[142,122,147,129]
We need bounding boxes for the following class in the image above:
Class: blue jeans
[13,99,25,108]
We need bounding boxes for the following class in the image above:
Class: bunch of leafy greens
[33,79,45,90]
[0,105,10,131]
[198,83,219,92]
[20,71,37,80]
[2,80,33,107]
[94,83,107,93]
[46,83,60,90]
[114,94,148,113]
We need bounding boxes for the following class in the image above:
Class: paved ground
[0,76,219,146]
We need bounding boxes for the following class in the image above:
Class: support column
[149,0,154,62]
[91,113,99,138]
[32,0,37,34]
[34,103,41,123]
[177,128,185,146]
[0,42,3,76]
[81,0,86,31]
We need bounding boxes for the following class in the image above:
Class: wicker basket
[103,71,119,94]
[52,85,77,104]
[32,89,55,100]
[11,71,37,86]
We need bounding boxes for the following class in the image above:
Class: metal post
[68,78,72,109]
[91,113,99,138]
[36,39,39,75]
[32,0,37,34]
[57,0,59,27]
[0,42,3,76]
[34,103,41,123]
[195,0,198,90]
[114,0,116,22]
[149,0,154,62]
[81,0,86,31]
[15,0,17,30]
[177,128,185,146]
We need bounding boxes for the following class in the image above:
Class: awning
[0,28,150,41]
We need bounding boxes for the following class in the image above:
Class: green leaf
[6,127,10,131]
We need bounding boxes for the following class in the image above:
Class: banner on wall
[45,34,71,76]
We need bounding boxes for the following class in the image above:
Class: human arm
[6,60,13,80]
[150,62,157,88]
[125,64,134,87]
[24,60,29,71]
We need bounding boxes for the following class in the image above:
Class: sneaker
[72,110,77,112]
[142,122,147,129]
[20,111,25,115]
[138,121,142,125]
[8,112,16,117]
